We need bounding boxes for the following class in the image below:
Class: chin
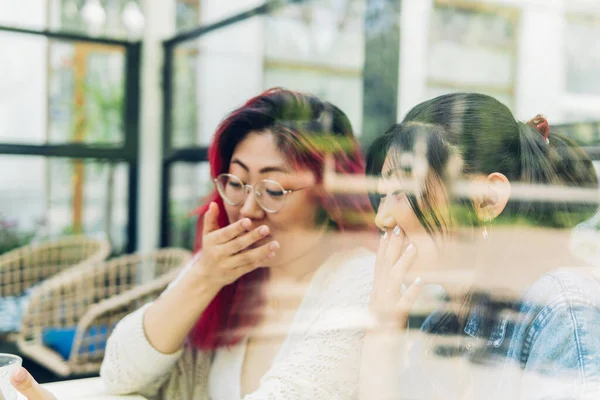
[262,257,282,269]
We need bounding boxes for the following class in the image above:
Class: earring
[482,211,493,239]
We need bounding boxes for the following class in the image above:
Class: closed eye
[266,188,285,197]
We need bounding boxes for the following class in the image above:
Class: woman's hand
[10,367,57,400]
[142,201,280,355]
[370,226,423,333]
[192,202,280,289]
[359,227,423,400]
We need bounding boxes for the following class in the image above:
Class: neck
[399,226,578,323]
[426,225,579,308]
[268,231,334,285]
[474,226,577,293]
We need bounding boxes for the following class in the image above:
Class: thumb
[202,202,220,236]
[10,367,57,400]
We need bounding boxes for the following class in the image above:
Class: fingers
[202,202,221,236]
[375,219,396,274]
[226,240,280,269]
[394,277,424,318]
[376,232,390,267]
[377,277,423,331]
[222,225,271,255]
[206,216,252,245]
[384,226,406,269]
[388,243,417,292]
[10,367,57,400]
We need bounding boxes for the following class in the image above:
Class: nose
[374,197,396,232]
[239,187,265,220]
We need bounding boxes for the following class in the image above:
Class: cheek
[273,194,319,229]
[390,196,423,233]
[389,197,440,254]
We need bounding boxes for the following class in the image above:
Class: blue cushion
[42,325,109,360]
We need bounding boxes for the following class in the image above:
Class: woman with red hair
[101,88,375,400]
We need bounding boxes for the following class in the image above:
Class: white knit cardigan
[100,248,375,400]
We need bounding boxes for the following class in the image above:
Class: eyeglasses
[214,173,303,213]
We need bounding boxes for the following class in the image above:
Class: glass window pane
[0,156,129,254]
[264,0,365,136]
[168,163,212,249]
[176,0,200,31]
[171,14,265,147]
[426,4,517,104]
[171,0,370,147]
[0,33,47,145]
[172,43,199,148]
[565,16,600,95]
[0,0,46,29]
[0,36,125,145]
[56,0,144,39]
[553,121,600,147]
[426,85,514,111]
[49,42,125,145]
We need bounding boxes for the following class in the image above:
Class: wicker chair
[17,248,192,377]
[0,236,111,340]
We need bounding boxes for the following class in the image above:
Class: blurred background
[1,0,599,383]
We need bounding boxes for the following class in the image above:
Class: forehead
[231,131,286,168]
[230,131,317,187]
[381,150,410,178]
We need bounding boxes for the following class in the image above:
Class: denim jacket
[406,269,600,400]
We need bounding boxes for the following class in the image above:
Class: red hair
[189,88,372,350]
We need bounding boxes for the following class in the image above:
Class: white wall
[137,0,176,255]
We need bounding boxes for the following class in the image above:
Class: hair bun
[528,114,550,143]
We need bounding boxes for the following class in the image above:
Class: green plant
[170,201,197,250]
[81,78,124,249]
[0,216,35,255]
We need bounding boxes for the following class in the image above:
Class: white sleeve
[99,304,184,398]
[100,254,212,399]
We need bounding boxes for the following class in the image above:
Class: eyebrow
[382,167,404,178]
[231,159,291,174]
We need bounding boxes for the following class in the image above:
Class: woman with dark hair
[101,88,375,399]
[360,93,600,399]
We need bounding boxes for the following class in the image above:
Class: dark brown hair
[367,93,598,232]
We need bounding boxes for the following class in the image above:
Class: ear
[474,172,511,220]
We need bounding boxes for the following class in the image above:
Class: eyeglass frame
[213,173,304,213]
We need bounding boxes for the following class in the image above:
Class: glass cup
[0,354,22,400]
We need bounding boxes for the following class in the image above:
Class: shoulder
[513,268,600,369]
[523,268,600,311]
